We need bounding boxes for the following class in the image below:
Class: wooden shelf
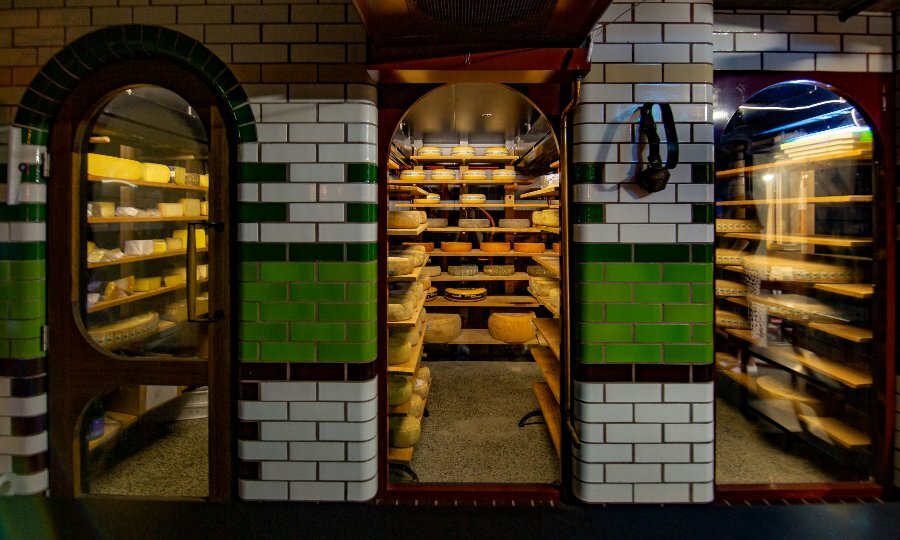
[532,382,561,456]
[388,185,429,197]
[387,223,427,236]
[88,216,209,224]
[725,297,749,308]
[88,411,138,452]
[532,318,560,359]
[445,328,537,346]
[431,272,530,282]
[718,265,745,274]
[388,323,427,376]
[805,322,872,343]
[86,278,208,314]
[427,227,541,234]
[88,175,208,192]
[715,149,871,179]
[87,247,207,269]
[387,265,423,283]
[388,446,414,463]
[759,345,872,388]
[387,295,426,328]
[429,249,558,258]
[528,288,560,318]
[716,195,873,206]
[410,155,517,165]
[520,186,558,199]
[535,225,560,234]
[725,328,757,344]
[389,179,518,186]
[799,415,871,449]
[392,202,549,209]
[720,232,872,247]
[426,295,539,308]
[813,283,874,299]
[531,346,560,402]
[718,368,758,392]
[532,255,560,278]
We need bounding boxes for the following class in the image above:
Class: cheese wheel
[552,242,560,254]
[390,249,426,267]
[169,166,186,185]
[424,313,462,343]
[532,210,545,226]
[403,241,434,252]
[458,218,490,228]
[715,279,747,297]
[392,326,419,347]
[488,312,536,343]
[389,415,421,448]
[459,193,486,204]
[491,169,517,181]
[158,202,185,217]
[444,287,487,301]
[483,265,514,276]
[485,147,509,156]
[514,242,545,253]
[163,301,188,322]
[441,242,472,252]
[447,265,478,276]
[416,211,427,224]
[400,170,426,181]
[166,237,183,251]
[388,336,412,365]
[180,198,201,217]
[426,218,448,228]
[529,277,557,296]
[422,266,442,277]
[388,211,421,229]
[152,239,167,253]
[462,170,487,181]
[430,169,456,180]
[140,162,170,183]
[87,153,141,180]
[527,265,554,277]
[542,210,560,227]
[414,196,440,205]
[451,146,476,156]
[388,375,413,406]
[387,303,413,322]
[716,219,762,233]
[199,174,209,187]
[88,311,159,349]
[411,376,430,399]
[498,218,530,228]
[387,257,414,276]
[757,376,828,415]
[415,366,431,386]
[388,291,417,313]
[715,309,749,329]
[416,275,431,290]
[480,242,510,253]
[418,146,441,156]
[425,287,438,300]
[408,394,425,418]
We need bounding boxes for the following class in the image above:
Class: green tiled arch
[13,25,257,145]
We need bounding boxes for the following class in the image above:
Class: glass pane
[715,81,876,483]
[80,87,211,359]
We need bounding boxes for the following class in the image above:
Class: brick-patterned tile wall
[713,10,893,72]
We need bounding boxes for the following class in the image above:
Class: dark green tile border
[347,163,377,183]
[347,203,376,223]
[239,242,378,263]
[237,163,287,183]
[574,244,712,264]
[573,163,603,184]
[692,163,713,184]
[574,203,605,224]
[633,244,691,263]
[0,243,46,261]
[0,204,46,222]
[238,203,287,222]
[691,203,714,224]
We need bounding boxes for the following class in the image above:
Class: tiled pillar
[571,0,715,503]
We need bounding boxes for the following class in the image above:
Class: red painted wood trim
[716,482,883,503]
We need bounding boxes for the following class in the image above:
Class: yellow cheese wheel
[87,153,141,180]
[88,311,159,349]
[416,275,431,290]
[488,312,536,343]
[542,210,560,227]
[163,301,187,322]
[388,211,421,229]
[404,241,434,252]
[134,277,162,292]
[529,277,557,296]
[485,147,509,156]
[180,198,202,217]
[400,170,427,181]
[140,162,170,183]
[430,169,456,180]
[491,169,517,180]
[422,266,441,277]
[444,287,487,301]
[158,202,184,217]
[387,256,414,276]
[389,415,421,448]
[459,194,486,204]
[169,166,186,185]
[441,242,472,253]
[415,366,431,386]
[418,146,441,156]
[514,242,546,253]
[416,211,427,224]
[462,170,487,181]
[424,313,462,343]
[387,303,413,322]
[392,326,419,347]
[480,242,510,253]
[532,210,545,226]
[451,146,475,156]
[199,174,209,187]
[388,336,412,365]
[90,201,115,218]
[388,375,412,406]
[391,249,426,267]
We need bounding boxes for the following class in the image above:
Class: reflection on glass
[715,81,875,483]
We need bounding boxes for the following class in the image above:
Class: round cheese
[527,265,554,277]
[418,146,441,156]
[408,394,426,418]
[444,287,487,301]
[552,242,560,254]
[529,277,557,296]
[389,415,421,448]
[388,211,421,229]
[411,376,430,399]
[441,242,472,253]
[388,375,412,406]
[415,211,427,224]
[425,287,438,301]
[462,170,487,181]
[498,218,530,228]
[403,241,434,252]
[460,193,486,204]
[430,169,456,180]
[532,210,545,226]
[483,265,514,276]
[491,169,517,181]
[458,218,490,228]
[387,303,413,322]
[488,312,536,343]
[422,266,442,277]
[514,242,546,253]
[390,249,426,267]
[451,146,476,156]
[400,170,426,181]
[392,326,419,347]
[480,242,510,253]
[426,218,448,228]
[414,196,440,205]
[485,147,509,156]
[387,256,414,276]
[388,336,412,365]
[416,275,432,289]
[415,366,431,386]
[447,265,478,276]
[424,313,462,343]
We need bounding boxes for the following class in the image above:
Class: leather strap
[639,102,679,170]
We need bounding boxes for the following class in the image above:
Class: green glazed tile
[633,244,691,263]
[691,324,713,343]
[692,284,713,303]
[9,299,44,320]
[346,283,377,303]
[0,339,10,358]
[233,104,256,127]
[238,202,287,222]
[347,203,376,223]
[10,338,43,359]
[291,322,345,342]
[237,124,258,144]
[347,163,377,183]
[578,323,633,342]
[238,163,287,183]
[289,243,344,262]
[239,282,288,302]
[0,242,45,261]
[605,303,662,323]
[239,302,258,321]
[662,263,712,283]
[260,262,315,282]
[347,243,377,262]
[317,262,376,282]
[663,304,713,323]
[239,243,286,262]
[605,343,661,363]
[691,244,713,263]
[10,280,44,300]
[576,342,604,363]
[240,262,259,281]
[574,203,605,223]
[316,302,376,322]
[574,163,603,183]
[260,342,315,362]
[575,244,631,263]
[0,262,9,280]
[0,320,42,339]
[692,163,714,184]
[634,283,690,303]
[290,283,344,302]
[9,260,45,280]
[0,204,46,222]
[574,302,605,323]
[260,302,315,322]
[317,341,377,362]
[580,283,632,302]
[692,204,715,224]
[664,343,713,363]
[634,324,691,343]
[239,342,258,362]
[605,263,660,283]
[346,322,377,342]
[575,263,604,282]
[240,322,287,341]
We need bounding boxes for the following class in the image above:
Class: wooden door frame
[47,58,236,501]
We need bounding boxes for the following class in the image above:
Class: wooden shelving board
[532,255,560,278]
[88,216,209,224]
[426,295,539,308]
[528,288,560,318]
[429,249,558,258]
[387,223,427,236]
[761,345,872,388]
[445,328,537,346]
[387,264,423,282]
[725,328,756,344]
[388,179,518,186]
[799,415,871,449]
[427,227,541,234]
[388,185,429,197]
[715,149,871,179]
[520,186,558,199]
[532,318,560,359]
[87,247,208,269]
[388,324,427,376]
[718,265,745,274]
[718,368,758,392]
[388,446,414,463]
[88,175,208,192]
[387,296,426,328]
[87,278,208,314]
[805,322,872,343]
[716,195,873,206]
[410,155,517,165]
[532,382,561,456]
[720,232,872,247]
[531,346,560,402]
[88,411,138,452]
[535,225,560,234]
[724,297,749,308]
[431,272,530,282]
[393,202,549,209]
[813,283,874,299]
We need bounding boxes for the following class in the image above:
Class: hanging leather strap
[639,102,679,170]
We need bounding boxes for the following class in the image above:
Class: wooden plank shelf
[387,223,427,236]
[799,416,871,449]
[520,186,558,199]
[531,346,560,402]
[725,297,749,308]
[716,195,873,206]
[410,155,517,165]
[87,247,207,269]
[388,323,427,376]
[532,382,561,456]
[88,411,138,452]
[428,249,558,258]
[387,296,426,328]
[87,278,208,314]
[431,272,530,282]
[445,328,537,346]
[88,175,208,192]
[535,225,560,234]
[759,345,872,388]
[388,179,518,186]
[532,318,560,359]
[427,227,541,234]
[388,185,429,197]
[426,295,539,308]
[392,202,549,209]
[718,368,758,392]
[388,264,423,283]
[532,255,560,278]
[813,283,874,299]
[715,149,871,179]
[805,322,872,343]
[88,216,209,224]
[528,287,560,318]
[719,232,872,247]
[725,328,757,344]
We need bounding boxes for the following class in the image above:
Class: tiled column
[571,0,715,503]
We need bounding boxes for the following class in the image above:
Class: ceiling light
[481,113,492,118]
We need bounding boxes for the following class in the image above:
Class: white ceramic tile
[635,83,691,103]
[763,14,814,33]
[0,433,47,455]
[867,54,892,73]
[816,14,867,34]
[606,463,662,483]
[603,163,638,184]
[289,163,345,183]
[663,23,712,44]
[8,222,43,242]
[587,43,633,63]
[238,143,259,163]
[605,23,663,44]
[713,13,761,33]
[597,2,631,23]
[763,52,815,71]
[692,43,714,64]
[575,143,619,164]
[0,416,10,436]
[735,32,787,52]
[246,86,288,104]
[664,383,714,403]
[677,184,713,203]
[346,397,377,422]
[619,183,677,203]
[573,460,605,483]
[259,421,317,442]
[712,32,734,52]
[238,440,288,460]
[239,480,289,501]
[607,424,663,443]
[318,419,378,442]
[573,224,619,243]
[289,401,345,421]
[346,123,377,144]
[868,15,892,34]
[576,443,633,464]
[319,223,377,242]
[261,183,317,203]
[261,143,316,163]
[573,481,633,503]
[289,123,345,143]
[665,463,713,483]
[346,436,377,462]
[635,404,691,424]
[580,83,633,103]
[574,421,605,443]
[606,383,662,403]
[289,481,344,501]
[692,482,714,503]
[667,165,694,184]
[346,477,378,501]
[318,103,376,124]
[634,443,692,463]
[605,103,641,123]
[575,123,633,143]
[635,2,691,22]
[238,184,259,202]
[260,382,316,402]
[649,204,692,223]
[237,223,258,242]
[670,105,711,124]
[0,395,46,417]
[289,203,346,222]
[574,382,604,403]
[692,403,714,423]
[260,461,316,481]
[319,456,376,481]
[576,403,633,423]
[605,203,649,224]
[17,182,46,204]
[693,443,714,463]
[255,123,289,143]
[288,442,346,462]
[692,124,715,144]
[789,34,841,53]
[621,224,677,243]
[713,51,761,70]
[664,422,714,443]
[318,183,376,203]
[634,483,690,503]
[574,103,606,124]
[693,3,714,24]
[0,454,10,473]
[318,378,377,402]
[261,103,317,123]
[678,223,713,243]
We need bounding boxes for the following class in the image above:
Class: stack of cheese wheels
[498,218,530,228]
[716,219,762,233]
[542,209,560,227]
[388,211,421,229]
[441,241,473,253]
[451,145,476,156]
[389,415,421,448]
[514,242,545,253]
[715,309,750,329]
[747,293,840,322]
[715,248,745,265]
[491,169,517,181]
[400,170,426,181]
[485,147,509,156]
[488,311,536,343]
[418,146,441,156]
[416,274,431,290]
[483,265,514,276]
[458,218,489,228]
[460,193,486,204]
[387,300,413,322]
[424,313,462,343]
[426,217,448,228]
[387,335,412,365]
[388,375,412,406]
[715,279,747,297]
[408,394,426,418]
[531,210,545,226]
[481,241,510,253]
[444,287,487,301]
[742,255,854,283]
[391,245,427,267]
[757,375,828,415]
[462,170,487,181]
[447,265,478,277]
[392,325,420,347]
[412,366,430,398]
[431,169,456,181]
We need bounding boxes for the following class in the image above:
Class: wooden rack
[715,149,871,179]
[392,202,549,209]
[387,296,426,328]
[430,272,530,282]
[88,175,208,192]
[409,155,517,165]
[428,249,558,258]
[387,223,428,236]
[387,265,423,283]
[427,227,541,234]
[88,216,209,224]
[716,195,873,206]
[718,232,872,247]
[426,295,539,308]
[531,255,560,277]
[520,186,559,199]
[87,278,208,314]
[446,328,537,346]
[87,247,207,269]
[528,288,560,318]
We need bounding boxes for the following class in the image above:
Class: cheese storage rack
[713,80,882,481]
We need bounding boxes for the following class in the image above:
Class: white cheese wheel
[389,415,421,448]
[388,336,412,365]
[408,394,425,418]
[388,375,412,406]
[529,277,557,296]
[458,218,490,228]
[488,312,536,343]
[527,265,554,277]
[388,303,413,322]
[390,249,426,267]
[426,218,448,228]
[388,211,421,229]
[448,265,478,276]
[422,266,442,277]
[180,198,201,217]
[483,265,514,276]
[498,218,530,228]
[158,202,185,217]
[387,256,414,276]
[392,326,419,347]
[424,313,462,343]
